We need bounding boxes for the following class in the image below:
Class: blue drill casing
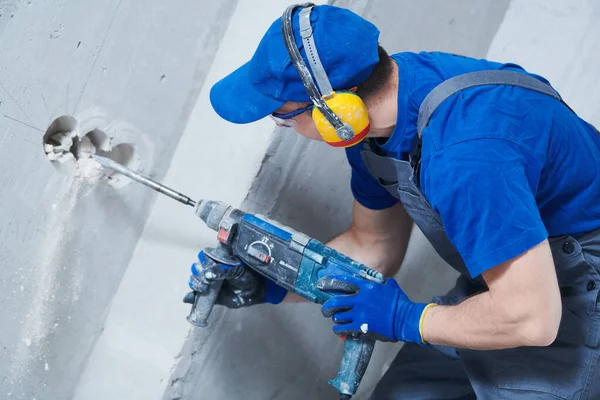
[229,212,384,399]
[295,239,384,303]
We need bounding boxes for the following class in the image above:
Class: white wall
[487,0,600,127]
[0,1,235,398]
[73,1,326,399]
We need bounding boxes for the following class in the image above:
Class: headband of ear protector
[282,3,371,148]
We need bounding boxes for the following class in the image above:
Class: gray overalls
[364,71,600,399]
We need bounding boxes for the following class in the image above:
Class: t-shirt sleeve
[344,146,399,210]
[421,139,548,278]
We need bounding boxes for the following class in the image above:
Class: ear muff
[312,91,370,148]
[282,4,370,148]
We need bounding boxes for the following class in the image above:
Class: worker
[191,3,600,399]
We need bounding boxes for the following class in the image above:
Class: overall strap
[416,70,565,139]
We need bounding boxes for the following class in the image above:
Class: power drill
[92,155,385,400]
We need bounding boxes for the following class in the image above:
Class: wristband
[419,303,437,345]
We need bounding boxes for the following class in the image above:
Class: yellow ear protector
[282,3,370,148]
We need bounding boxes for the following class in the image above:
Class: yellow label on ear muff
[312,91,370,148]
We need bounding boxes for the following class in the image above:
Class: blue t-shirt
[346,51,600,278]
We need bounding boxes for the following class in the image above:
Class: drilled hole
[99,143,139,188]
[84,128,111,152]
[43,116,139,188]
[42,115,79,163]
[97,143,135,166]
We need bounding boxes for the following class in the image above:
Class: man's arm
[320,139,563,347]
[328,200,413,277]
[422,239,562,349]
[284,200,413,302]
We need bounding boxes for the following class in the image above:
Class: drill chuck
[194,200,231,231]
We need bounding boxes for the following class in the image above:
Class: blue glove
[184,250,288,308]
[317,275,436,345]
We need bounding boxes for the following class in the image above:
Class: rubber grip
[186,279,223,327]
[329,337,376,399]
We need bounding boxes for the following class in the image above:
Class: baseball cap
[209,4,381,124]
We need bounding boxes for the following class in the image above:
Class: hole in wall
[42,115,78,163]
[84,128,111,152]
[43,115,139,187]
[97,142,139,188]
[97,143,135,166]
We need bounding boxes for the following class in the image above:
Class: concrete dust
[74,135,96,160]
[75,157,105,183]
[6,107,149,396]
[6,156,104,391]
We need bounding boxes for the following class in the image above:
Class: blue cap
[210,5,381,124]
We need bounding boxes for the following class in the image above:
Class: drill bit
[91,155,197,207]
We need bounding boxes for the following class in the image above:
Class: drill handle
[187,278,223,328]
[329,336,376,399]
[186,245,243,327]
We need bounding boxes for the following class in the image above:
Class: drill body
[189,200,385,399]
[87,155,384,398]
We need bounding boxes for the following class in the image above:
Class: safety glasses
[270,104,314,127]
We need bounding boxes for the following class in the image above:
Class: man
[189,3,600,399]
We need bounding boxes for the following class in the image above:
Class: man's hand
[317,275,436,344]
[184,250,288,309]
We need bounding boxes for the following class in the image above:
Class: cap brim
[210,62,285,124]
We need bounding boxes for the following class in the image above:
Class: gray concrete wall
[72,2,289,398]
[0,1,235,398]
[164,1,511,399]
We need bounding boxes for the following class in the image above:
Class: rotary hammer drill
[92,155,385,400]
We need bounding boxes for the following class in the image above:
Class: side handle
[329,337,376,400]
[186,279,223,327]
[186,245,240,327]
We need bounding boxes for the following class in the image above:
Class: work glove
[183,249,288,309]
[317,275,436,345]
